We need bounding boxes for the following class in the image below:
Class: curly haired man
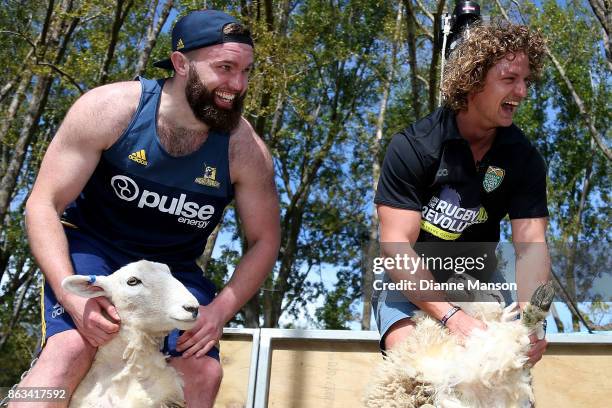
[373,21,550,366]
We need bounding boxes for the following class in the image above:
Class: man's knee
[384,318,416,350]
[200,358,223,389]
[174,356,223,389]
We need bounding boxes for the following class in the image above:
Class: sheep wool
[364,278,554,408]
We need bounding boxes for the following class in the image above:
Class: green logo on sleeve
[483,166,505,193]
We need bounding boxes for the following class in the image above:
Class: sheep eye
[127,277,142,286]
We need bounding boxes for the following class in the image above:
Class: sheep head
[62,260,199,332]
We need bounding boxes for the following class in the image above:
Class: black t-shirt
[374,107,549,280]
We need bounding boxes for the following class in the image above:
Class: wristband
[440,306,461,326]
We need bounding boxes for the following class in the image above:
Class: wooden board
[532,344,612,408]
[264,340,612,407]
[215,336,253,408]
[266,339,381,407]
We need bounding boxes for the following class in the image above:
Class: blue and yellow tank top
[63,77,234,265]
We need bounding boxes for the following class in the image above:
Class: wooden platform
[214,329,612,408]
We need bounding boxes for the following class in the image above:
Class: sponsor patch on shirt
[421,185,488,240]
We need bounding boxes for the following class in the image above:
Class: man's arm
[378,205,486,337]
[26,82,139,346]
[178,119,280,358]
[511,217,550,365]
[511,217,550,307]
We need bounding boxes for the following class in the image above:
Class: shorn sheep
[61,260,200,408]
[365,274,554,408]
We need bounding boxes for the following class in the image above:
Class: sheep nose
[183,305,199,319]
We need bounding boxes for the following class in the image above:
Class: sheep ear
[61,275,110,298]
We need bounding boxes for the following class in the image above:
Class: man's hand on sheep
[63,292,121,347]
[526,333,547,366]
[444,306,547,366]
[175,303,224,358]
[523,281,554,366]
[444,309,487,340]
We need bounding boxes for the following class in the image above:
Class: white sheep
[61,260,200,408]
[365,274,554,408]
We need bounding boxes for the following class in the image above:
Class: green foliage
[315,269,362,329]
[0,324,39,386]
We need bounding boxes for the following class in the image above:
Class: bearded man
[13,10,280,408]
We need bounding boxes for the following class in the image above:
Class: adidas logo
[51,302,65,318]
[128,149,148,166]
[177,38,185,50]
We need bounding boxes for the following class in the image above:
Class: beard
[184,64,245,133]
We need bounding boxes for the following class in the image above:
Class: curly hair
[440,20,546,111]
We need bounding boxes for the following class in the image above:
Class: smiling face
[466,51,531,128]
[184,42,253,132]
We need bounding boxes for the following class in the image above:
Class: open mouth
[501,100,519,114]
[215,90,236,107]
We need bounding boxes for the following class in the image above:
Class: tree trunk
[587,0,612,70]
[362,4,403,330]
[264,0,274,32]
[0,263,35,350]
[196,210,225,273]
[0,71,33,174]
[0,1,79,225]
[134,0,174,77]
[564,141,594,331]
[254,0,291,142]
[97,0,135,84]
[549,302,564,333]
[403,0,421,119]
[0,253,27,303]
[0,76,53,225]
[242,291,261,328]
[266,90,286,149]
[264,206,303,327]
[0,48,35,106]
[0,0,51,146]
[230,207,262,328]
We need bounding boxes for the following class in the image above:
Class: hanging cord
[438,13,452,106]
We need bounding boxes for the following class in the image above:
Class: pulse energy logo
[111,175,214,229]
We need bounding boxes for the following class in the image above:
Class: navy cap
[154,10,254,70]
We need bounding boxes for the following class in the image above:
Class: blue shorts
[42,227,220,360]
[372,274,419,352]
